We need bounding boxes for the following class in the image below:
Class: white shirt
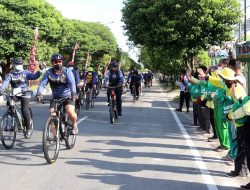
[235,74,246,90]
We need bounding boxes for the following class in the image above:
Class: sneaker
[106,102,110,106]
[221,154,233,162]
[26,130,32,137]
[241,183,250,189]
[214,145,228,152]
[72,124,78,135]
[226,171,247,178]
[176,108,182,112]
[187,109,189,112]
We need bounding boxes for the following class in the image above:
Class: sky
[46,0,139,62]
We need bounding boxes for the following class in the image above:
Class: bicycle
[0,91,34,149]
[85,87,94,110]
[75,85,85,115]
[41,97,76,164]
[131,83,137,102]
[108,86,119,124]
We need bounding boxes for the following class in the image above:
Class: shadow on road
[77,173,238,190]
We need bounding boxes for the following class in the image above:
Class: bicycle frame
[108,86,119,123]
[4,92,31,131]
[45,98,69,138]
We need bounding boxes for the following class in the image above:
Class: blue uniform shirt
[37,67,76,98]
[0,70,41,97]
[104,70,125,86]
[68,67,80,85]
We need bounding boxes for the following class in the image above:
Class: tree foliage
[122,0,241,74]
[0,0,120,75]
[120,52,141,72]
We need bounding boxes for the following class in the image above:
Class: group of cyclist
[126,69,153,99]
[0,53,130,136]
[0,53,154,137]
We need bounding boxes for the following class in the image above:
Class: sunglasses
[53,60,62,64]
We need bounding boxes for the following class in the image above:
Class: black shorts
[49,97,75,109]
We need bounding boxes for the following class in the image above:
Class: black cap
[11,58,23,65]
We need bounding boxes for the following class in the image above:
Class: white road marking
[77,116,88,125]
[166,101,218,190]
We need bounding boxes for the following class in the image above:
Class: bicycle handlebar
[3,90,33,98]
[107,85,121,89]
[40,96,72,104]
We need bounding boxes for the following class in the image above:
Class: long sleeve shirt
[104,70,125,86]
[0,70,41,97]
[37,67,76,98]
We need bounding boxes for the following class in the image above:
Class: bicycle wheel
[75,100,81,116]
[85,92,90,110]
[109,100,115,124]
[132,86,136,102]
[64,113,76,149]
[78,91,84,109]
[23,107,33,139]
[91,95,95,108]
[43,116,60,164]
[0,112,16,149]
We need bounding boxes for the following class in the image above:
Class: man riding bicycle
[127,69,142,99]
[148,70,153,86]
[84,67,98,98]
[104,61,125,116]
[67,62,82,110]
[36,53,78,134]
[0,58,42,136]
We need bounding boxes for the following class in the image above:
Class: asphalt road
[0,82,247,190]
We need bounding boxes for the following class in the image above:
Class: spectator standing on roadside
[176,69,190,112]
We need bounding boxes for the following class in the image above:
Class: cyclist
[67,61,81,86]
[143,70,148,87]
[104,61,125,116]
[36,53,78,134]
[97,70,103,87]
[127,69,142,99]
[0,58,42,136]
[139,71,144,95]
[84,67,98,98]
[147,70,153,86]
[67,62,82,110]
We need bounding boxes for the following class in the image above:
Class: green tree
[122,0,241,72]
[0,0,64,62]
[197,50,211,67]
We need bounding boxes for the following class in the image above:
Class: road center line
[166,101,218,190]
[77,116,88,125]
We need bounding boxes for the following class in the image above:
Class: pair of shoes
[226,171,247,178]
[176,108,182,112]
[187,109,189,112]
[118,112,122,116]
[72,124,78,135]
[241,183,250,189]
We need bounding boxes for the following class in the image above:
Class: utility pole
[244,0,247,41]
